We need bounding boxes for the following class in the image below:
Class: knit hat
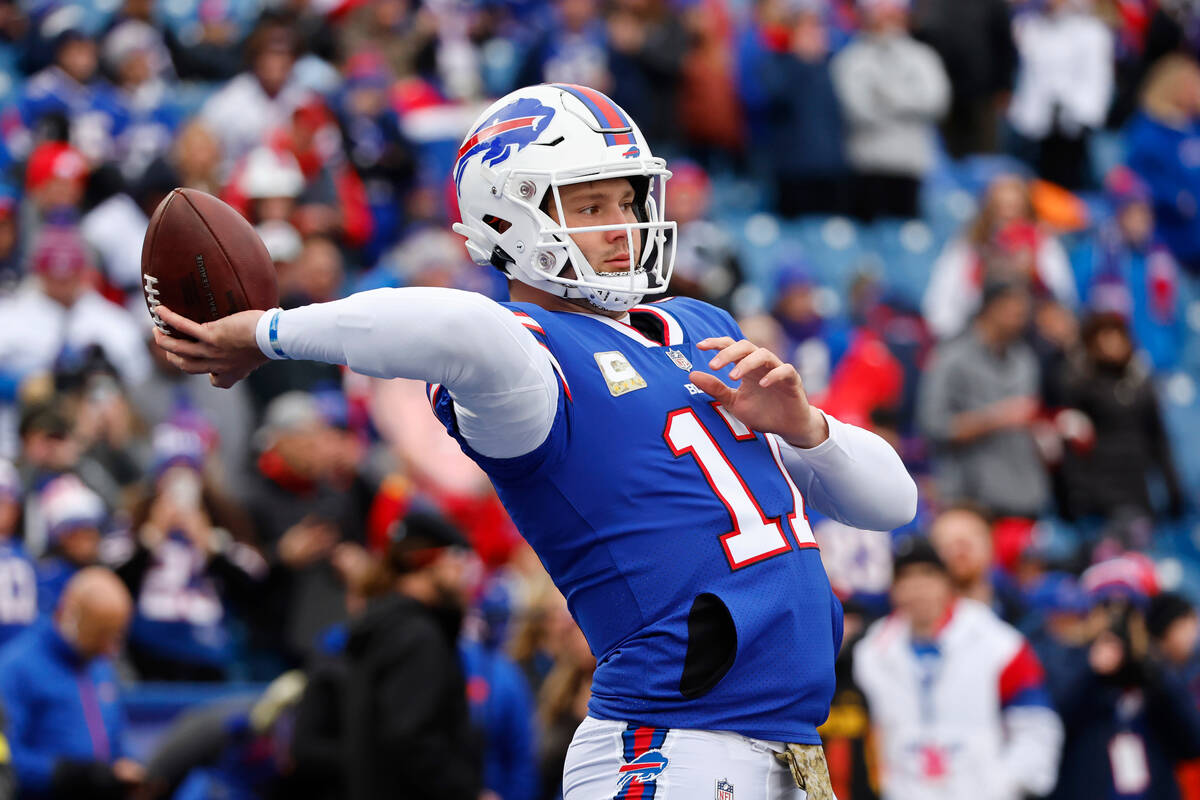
[387,509,470,573]
[31,225,93,278]
[1105,166,1150,211]
[150,423,206,476]
[1081,553,1159,605]
[1026,572,1091,616]
[41,476,105,541]
[892,536,947,577]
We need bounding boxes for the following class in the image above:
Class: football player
[153,83,917,799]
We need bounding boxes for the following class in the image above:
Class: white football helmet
[452,84,676,312]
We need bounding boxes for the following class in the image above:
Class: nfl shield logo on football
[666,348,692,371]
[716,778,734,800]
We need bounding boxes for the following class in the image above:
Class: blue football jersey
[430,296,842,743]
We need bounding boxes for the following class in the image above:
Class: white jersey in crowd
[853,597,1063,800]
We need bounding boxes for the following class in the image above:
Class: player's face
[546,178,642,274]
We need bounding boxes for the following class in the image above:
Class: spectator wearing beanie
[1071,166,1186,373]
[113,424,266,681]
[245,392,360,666]
[1059,311,1185,523]
[35,475,105,616]
[1047,556,1200,800]
[459,578,538,800]
[307,510,483,800]
[0,224,151,398]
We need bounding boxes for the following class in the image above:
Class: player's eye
[579,206,598,216]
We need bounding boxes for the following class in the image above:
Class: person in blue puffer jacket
[0,567,142,800]
[1124,53,1200,274]
[1070,166,1187,373]
[461,578,538,800]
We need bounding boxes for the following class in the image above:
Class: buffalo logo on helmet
[616,749,669,790]
[454,97,556,191]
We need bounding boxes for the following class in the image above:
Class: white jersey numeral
[664,408,793,569]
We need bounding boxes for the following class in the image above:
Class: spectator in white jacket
[831,0,950,220]
[199,18,312,180]
[854,537,1063,800]
[923,173,1077,340]
[0,226,151,457]
[1007,0,1113,189]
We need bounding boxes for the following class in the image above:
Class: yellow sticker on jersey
[594,351,647,396]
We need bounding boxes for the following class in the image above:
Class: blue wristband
[268,310,286,358]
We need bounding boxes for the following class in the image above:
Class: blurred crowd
[0,0,1199,797]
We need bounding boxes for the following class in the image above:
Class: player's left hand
[152,304,268,388]
[691,337,829,448]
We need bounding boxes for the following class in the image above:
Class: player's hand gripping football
[691,337,829,449]
[151,305,269,388]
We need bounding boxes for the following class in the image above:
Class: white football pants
[562,716,814,800]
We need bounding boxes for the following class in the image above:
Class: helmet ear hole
[483,215,512,233]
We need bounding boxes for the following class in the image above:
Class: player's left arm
[692,336,917,532]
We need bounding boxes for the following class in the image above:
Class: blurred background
[2,0,1200,798]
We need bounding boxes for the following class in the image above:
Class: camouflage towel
[772,743,834,800]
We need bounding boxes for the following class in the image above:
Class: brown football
[141,188,278,337]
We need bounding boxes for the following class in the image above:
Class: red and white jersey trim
[509,310,546,335]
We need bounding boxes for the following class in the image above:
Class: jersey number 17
[665,403,816,570]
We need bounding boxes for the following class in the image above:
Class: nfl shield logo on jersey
[665,348,692,371]
[716,778,734,800]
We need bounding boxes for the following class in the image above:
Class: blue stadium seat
[863,220,943,308]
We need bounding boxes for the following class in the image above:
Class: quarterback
[154,84,917,799]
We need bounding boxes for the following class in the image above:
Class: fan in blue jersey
[153,83,917,800]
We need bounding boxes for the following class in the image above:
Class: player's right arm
[152,288,559,459]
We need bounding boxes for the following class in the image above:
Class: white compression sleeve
[772,413,918,532]
[254,288,559,459]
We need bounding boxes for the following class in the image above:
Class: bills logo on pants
[614,725,669,798]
